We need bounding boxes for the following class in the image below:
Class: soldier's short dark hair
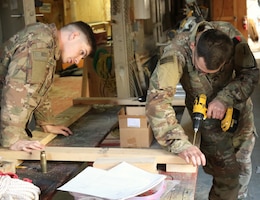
[67,21,97,58]
[196,29,233,70]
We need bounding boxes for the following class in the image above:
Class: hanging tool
[192,94,240,144]
[167,0,208,40]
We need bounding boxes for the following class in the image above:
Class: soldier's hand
[42,125,73,136]
[10,140,45,153]
[178,146,206,167]
[207,99,227,120]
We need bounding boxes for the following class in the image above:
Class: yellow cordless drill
[192,94,240,144]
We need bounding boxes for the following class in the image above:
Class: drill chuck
[193,113,204,133]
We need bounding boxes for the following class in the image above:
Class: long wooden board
[0,146,197,173]
[73,97,185,106]
[0,146,188,164]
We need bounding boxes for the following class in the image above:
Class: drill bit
[193,128,198,145]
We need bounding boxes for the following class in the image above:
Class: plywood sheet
[47,106,122,147]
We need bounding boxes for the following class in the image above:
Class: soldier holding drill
[146,21,259,199]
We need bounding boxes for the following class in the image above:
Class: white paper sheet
[58,162,166,200]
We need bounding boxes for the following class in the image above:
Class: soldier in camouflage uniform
[0,21,96,152]
[146,20,259,200]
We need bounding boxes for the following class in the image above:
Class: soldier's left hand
[178,145,206,167]
[10,140,45,152]
[42,125,73,136]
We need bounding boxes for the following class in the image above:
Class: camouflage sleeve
[27,40,56,127]
[0,41,55,147]
[214,42,259,107]
[34,93,55,126]
[146,53,193,154]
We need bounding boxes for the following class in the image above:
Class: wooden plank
[54,105,91,127]
[93,157,157,173]
[0,147,190,165]
[73,97,185,106]
[30,131,56,145]
[166,163,197,173]
[73,97,145,105]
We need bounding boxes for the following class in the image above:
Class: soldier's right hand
[10,140,45,153]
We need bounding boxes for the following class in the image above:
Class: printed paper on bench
[58,161,166,200]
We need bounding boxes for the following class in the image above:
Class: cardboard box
[118,107,154,148]
[126,106,146,115]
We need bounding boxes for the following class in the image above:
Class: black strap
[25,121,33,138]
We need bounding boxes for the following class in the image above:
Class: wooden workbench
[0,99,198,200]
[5,147,197,200]
[14,159,197,200]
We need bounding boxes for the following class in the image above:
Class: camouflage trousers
[200,118,255,200]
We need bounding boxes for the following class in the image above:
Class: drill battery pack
[221,108,240,133]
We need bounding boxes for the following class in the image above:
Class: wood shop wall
[0,0,248,98]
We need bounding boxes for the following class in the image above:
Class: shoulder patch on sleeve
[157,55,182,89]
[160,56,174,65]
[32,51,49,61]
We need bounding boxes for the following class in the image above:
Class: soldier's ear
[69,31,80,41]
[190,42,195,50]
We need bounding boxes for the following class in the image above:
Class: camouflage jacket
[0,22,60,147]
[146,21,259,154]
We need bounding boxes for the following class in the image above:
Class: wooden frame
[1,101,197,174]
[0,100,199,199]
[0,146,196,173]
